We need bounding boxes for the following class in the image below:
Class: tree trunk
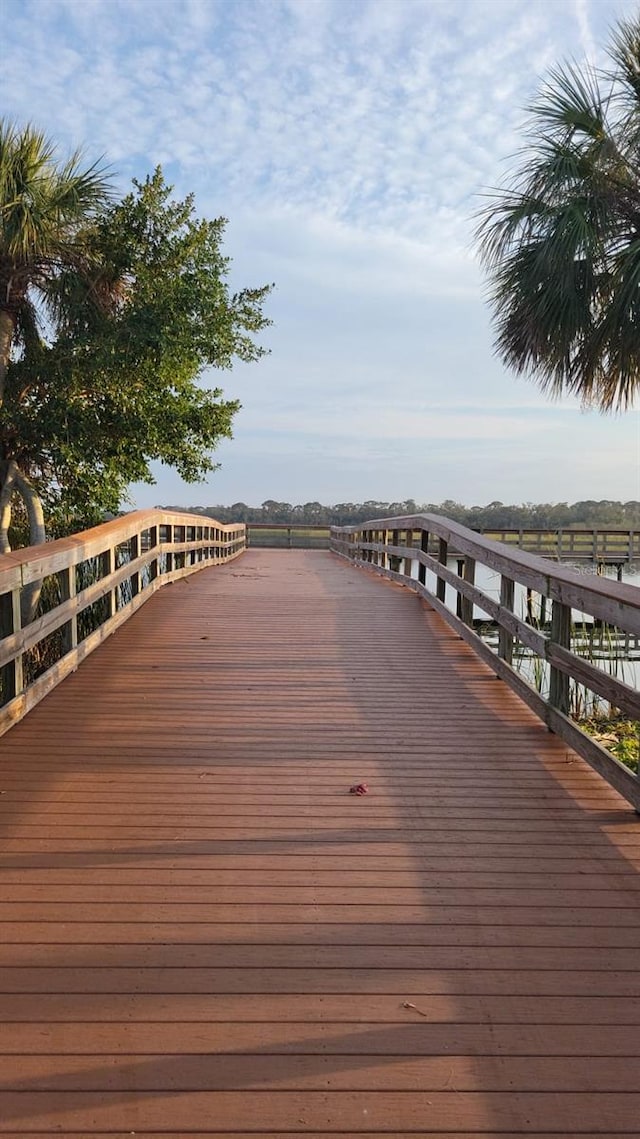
[12,470,47,626]
[0,309,15,407]
[0,461,17,553]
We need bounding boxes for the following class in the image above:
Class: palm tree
[0,121,112,558]
[475,16,640,412]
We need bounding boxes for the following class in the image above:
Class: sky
[3,0,640,510]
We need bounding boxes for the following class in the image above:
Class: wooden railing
[331,514,640,811]
[479,528,640,565]
[247,523,329,548]
[0,510,245,737]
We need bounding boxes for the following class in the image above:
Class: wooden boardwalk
[0,548,639,1137]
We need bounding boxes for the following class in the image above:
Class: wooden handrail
[0,509,245,737]
[247,523,329,531]
[246,523,330,549]
[331,513,640,811]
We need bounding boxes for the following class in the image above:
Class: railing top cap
[0,508,246,579]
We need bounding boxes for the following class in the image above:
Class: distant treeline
[160,498,640,530]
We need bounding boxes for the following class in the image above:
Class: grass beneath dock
[581,714,639,773]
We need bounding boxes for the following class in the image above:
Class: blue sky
[3,0,640,509]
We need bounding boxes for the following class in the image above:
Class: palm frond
[527,61,609,142]
[0,120,112,263]
[608,17,640,103]
[474,14,640,412]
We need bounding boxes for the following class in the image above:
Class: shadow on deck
[0,549,639,1136]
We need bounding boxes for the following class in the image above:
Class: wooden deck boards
[0,547,639,1136]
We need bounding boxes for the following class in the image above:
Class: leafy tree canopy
[475,16,640,412]
[1,123,272,551]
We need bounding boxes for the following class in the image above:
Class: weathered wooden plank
[3,1020,640,1055]
[0,1132,627,1139]
[2,1052,640,1090]
[2,835,637,854]
[3,864,638,891]
[0,1089,638,1133]
[1,902,639,928]
[3,991,640,1024]
[1,942,638,970]
[0,966,638,995]
[1,883,638,905]
[0,1133,625,1139]
[1,920,637,946]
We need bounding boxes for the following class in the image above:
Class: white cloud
[4,0,615,239]
[3,0,639,508]
[239,404,537,440]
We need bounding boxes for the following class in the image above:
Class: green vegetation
[476,15,640,412]
[163,498,640,530]
[0,122,272,560]
[582,716,639,774]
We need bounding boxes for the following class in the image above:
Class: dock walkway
[0,549,639,1136]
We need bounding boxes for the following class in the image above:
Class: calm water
[408,556,640,705]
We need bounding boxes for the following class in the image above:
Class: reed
[509,595,639,773]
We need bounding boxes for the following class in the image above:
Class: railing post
[130,534,140,597]
[436,538,448,603]
[456,559,464,618]
[460,556,476,627]
[59,566,78,655]
[418,529,429,586]
[404,529,413,577]
[549,600,571,715]
[379,529,387,569]
[105,547,116,616]
[539,594,547,626]
[0,586,23,701]
[390,530,400,573]
[149,526,159,581]
[498,576,515,665]
[455,559,464,617]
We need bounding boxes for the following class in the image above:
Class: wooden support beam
[549,600,572,715]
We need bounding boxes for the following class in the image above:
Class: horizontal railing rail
[247,523,330,549]
[0,509,245,736]
[331,513,640,811]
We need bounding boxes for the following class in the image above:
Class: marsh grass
[580,714,639,774]
[505,595,640,774]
